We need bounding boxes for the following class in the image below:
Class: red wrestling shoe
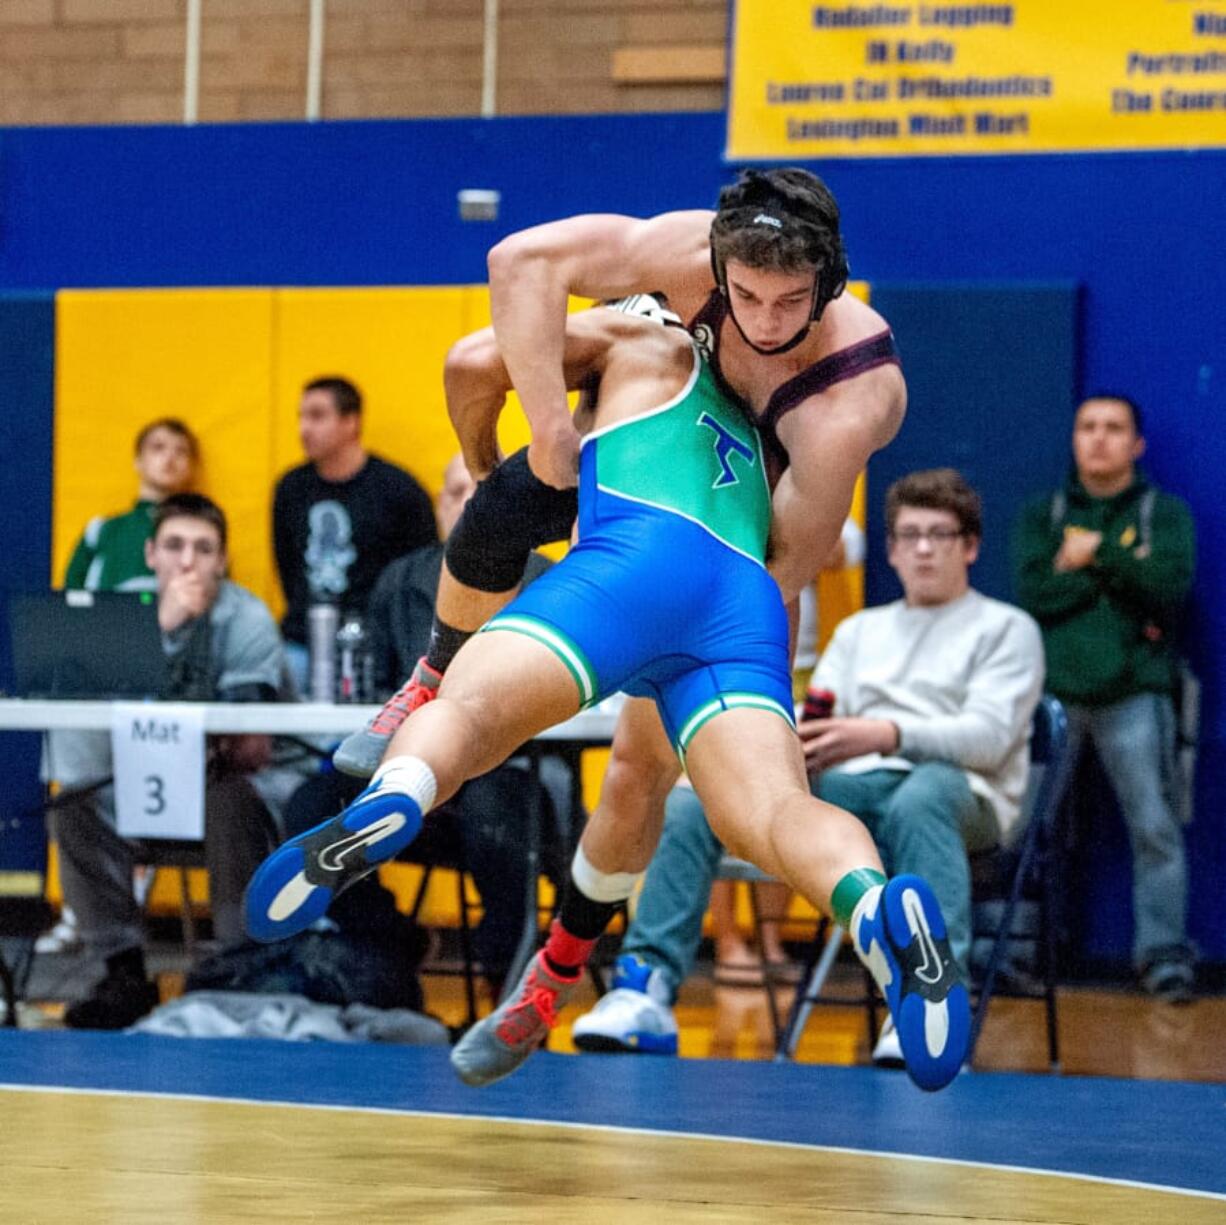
[332,656,443,778]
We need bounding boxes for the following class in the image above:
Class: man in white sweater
[572,468,1044,1060]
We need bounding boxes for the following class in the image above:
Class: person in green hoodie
[40,418,201,958]
[1014,393,1196,1002]
[64,417,200,592]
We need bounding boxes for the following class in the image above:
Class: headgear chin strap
[723,278,819,356]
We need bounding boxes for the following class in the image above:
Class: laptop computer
[6,589,169,700]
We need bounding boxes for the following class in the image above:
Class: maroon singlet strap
[686,292,902,471]
[759,329,901,438]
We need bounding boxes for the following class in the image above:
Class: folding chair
[0,872,53,1028]
[715,855,881,1057]
[777,696,1069,1068]
[966,694,1068,1068]
[404,848,480,1028]
[712,855,787,1045]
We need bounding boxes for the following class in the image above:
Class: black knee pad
[445,447,578,592]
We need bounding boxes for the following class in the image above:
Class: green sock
[830,868,887,928]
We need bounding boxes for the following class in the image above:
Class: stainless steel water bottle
[307,602,339,702]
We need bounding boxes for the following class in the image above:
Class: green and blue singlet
[484,344,794,757]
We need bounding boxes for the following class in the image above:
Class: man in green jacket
[1014,393,1196,1001]
[64,417,199,592]
[40,418,200,958]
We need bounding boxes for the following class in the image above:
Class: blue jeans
[816,765,996,976]
[1054,692,1188,969]
[622,762,996,999]
[621,787,725,1001]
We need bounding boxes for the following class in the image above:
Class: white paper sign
[111,703,206,840]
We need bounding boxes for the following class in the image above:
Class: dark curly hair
[709,169,849,317]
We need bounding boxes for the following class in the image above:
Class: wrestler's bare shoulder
[817,289,893,353]
[602,312,695,380]
[779,354,905,463]
[765,294,905,456]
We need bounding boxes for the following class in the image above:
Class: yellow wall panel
[53,285,524,617]
[268,285,553,612]
[54,289,276,605]
[273,287,467,498]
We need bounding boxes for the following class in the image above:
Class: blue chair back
[967,693,1069,1067]
[1023,694,1070,835]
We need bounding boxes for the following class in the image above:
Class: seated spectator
[1014,393,1197,1002]
[273,375,437,694]
[40,417,200,956]
[45,494,289,1029]
[282,455,569,998]
[64,416,199,592]
[572,469,1043,1063]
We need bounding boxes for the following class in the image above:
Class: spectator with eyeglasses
[572,468,1043,1067]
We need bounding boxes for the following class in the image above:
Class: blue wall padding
[863,283,1079,607]
[865,283,1223,964]
[0,292,54,872]
[0,114,1220,954]
[0,116,729,290]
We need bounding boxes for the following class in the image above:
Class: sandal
[713,959,766,988]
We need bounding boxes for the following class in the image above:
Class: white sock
[570,845,642,904]
[371,755,438,814]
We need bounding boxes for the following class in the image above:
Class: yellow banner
[727,1,1226,158]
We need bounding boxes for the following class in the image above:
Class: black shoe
[64,948,160,1030]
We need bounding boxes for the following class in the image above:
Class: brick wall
[0,0,726,126]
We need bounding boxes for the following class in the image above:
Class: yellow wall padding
[53,285,535,614]
[272,287,483,541]
[54,288,277,601]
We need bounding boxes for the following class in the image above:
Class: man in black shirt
[281,456,566,998]
[364,458,549,691]
[272,375,436,693]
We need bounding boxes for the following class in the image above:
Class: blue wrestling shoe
[852,874,971,1092]
[244,777,424,943]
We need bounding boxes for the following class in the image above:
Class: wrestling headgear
[709,169,850,355]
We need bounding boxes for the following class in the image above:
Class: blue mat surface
[1,1030,1223,1197]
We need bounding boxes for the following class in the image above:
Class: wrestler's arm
[443,309,662,479]
[484,211,713,488]
[767,364,906,604]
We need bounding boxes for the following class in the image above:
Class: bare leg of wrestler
[382,629,576,801]
[682,708,879,908]
[331,544,551,780]
[579,697,679,875]
[683,707,971,1091]
[245,630,580,944]
[448,698,689,1086]
[435,560,518,637]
